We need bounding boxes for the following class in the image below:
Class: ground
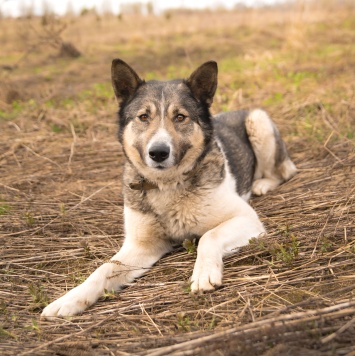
[0,3,355,355]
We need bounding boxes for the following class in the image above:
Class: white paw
[41,284,97,320]
[41,294,87,319]
[190,258,223,293]
[252,178,279,196]
[280,159,297,181]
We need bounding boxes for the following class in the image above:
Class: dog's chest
[146,169,243,240]
[147,188,206,239]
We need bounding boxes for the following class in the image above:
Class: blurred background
[0,0,354,194]
[0,0,300,17]
[0,0,354,137]
[0,0,354,156]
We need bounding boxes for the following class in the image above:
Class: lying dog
[41,59,296,318]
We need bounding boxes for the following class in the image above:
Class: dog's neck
[128,165,200,192]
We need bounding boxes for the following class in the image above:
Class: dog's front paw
[41,284,97,320]
[190,259,222,293]
[41,294,87,320]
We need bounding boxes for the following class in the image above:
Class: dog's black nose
[149,144,170,163]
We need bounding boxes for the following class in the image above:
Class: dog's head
[111,59,217,180]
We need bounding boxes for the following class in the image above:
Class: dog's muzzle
[149,143,170,163]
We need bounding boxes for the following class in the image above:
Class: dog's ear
[186,61,218,107]
[111,59,143,105]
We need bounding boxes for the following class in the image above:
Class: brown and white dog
[41,59,296,318]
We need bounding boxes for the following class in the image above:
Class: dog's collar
[128,167,198,192]
[129,178,159,191]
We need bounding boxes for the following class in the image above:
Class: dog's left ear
[111,59,143,105]
[186,61,218,107]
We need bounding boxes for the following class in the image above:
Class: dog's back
[214,110,255,198]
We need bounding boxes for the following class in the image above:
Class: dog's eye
[138,114,149,122]
[175,114,186,122]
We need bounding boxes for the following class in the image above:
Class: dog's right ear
[111,59,143,105]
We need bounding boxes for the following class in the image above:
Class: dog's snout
[149,144,170,163]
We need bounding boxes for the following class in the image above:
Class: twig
[321,315,355,344]
[68,122,77,172]
[323,131,343,164]
[22,144,62,169]
[140,303,163,336]
[311,212,331,258]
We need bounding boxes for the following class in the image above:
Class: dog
[41,59,297,318]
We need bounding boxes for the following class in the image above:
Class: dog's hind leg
[245,109,297,196]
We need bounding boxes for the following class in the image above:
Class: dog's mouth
[145,157,175,170]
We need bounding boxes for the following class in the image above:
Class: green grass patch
[50,123,64,133]
[182,238,197,254]
[263,92,284,106]
[24,211,35,226]
[92,82,114,98]
[0,99,32,121]
[0,203,10,215]
[219,57,253,73]
[60,98,76,108]
[28,283,49,311]
[0,326,17,339]
[176,313,193,332]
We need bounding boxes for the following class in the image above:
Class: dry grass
[0,3,355,355]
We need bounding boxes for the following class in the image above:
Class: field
[1,2,355,355]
